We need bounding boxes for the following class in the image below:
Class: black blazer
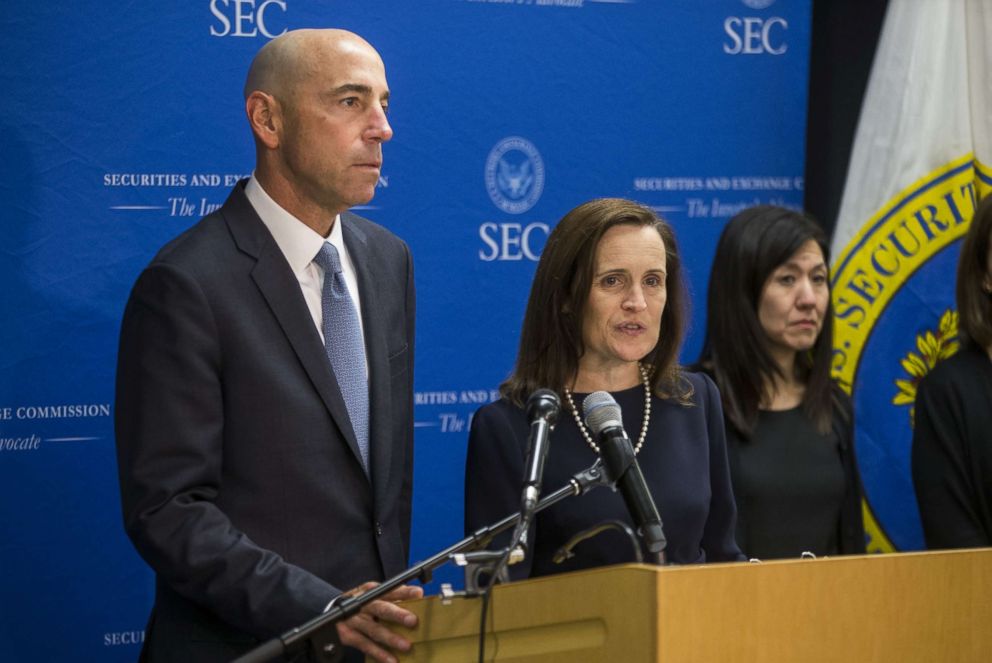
[115,181,415,661]
[912,346,992,548]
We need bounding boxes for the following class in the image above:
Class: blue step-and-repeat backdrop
[2,1,809,659]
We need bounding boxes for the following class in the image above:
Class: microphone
[582,391,667,558]
[504,388,560,562]
[520,388,560,514]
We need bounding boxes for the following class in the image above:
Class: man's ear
[246,91,281,150]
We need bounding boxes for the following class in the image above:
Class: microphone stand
[232,460,610,663]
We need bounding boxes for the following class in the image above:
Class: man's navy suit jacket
[115,181,415,661]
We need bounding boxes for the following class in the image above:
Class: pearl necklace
[563,363,652,455]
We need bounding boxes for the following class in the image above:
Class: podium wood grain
[390,548,991,662]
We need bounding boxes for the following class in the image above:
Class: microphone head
[526,388,561,424]
[582,391,623,435]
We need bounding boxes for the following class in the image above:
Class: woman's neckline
[568,383,644,397]
[759,403,803,415]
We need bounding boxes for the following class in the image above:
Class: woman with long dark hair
[464,198,742,578]
[913,194,992,548]
[697,205,865,559]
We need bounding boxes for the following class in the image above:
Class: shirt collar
[245,174,342,275]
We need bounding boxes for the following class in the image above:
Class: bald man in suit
[116,29,420,663]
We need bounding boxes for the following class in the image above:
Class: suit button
[375,522,383,537]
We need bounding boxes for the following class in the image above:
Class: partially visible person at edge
[913,194,992,549]
[464,198,744,578]
[115,29,420,663]
[695,205,865,560]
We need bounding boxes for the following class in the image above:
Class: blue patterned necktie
[313,242,370,473]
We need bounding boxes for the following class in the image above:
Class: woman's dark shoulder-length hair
[957,194,992,351]
[698,204,837,436]
[500,197,691,408]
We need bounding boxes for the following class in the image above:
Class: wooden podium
[391,548,991,662]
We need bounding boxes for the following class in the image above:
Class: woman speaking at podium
[464,198,743,579]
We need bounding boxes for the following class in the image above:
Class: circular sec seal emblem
[830,155,985,552]
[485,136,545,215]
[742,0,776,9]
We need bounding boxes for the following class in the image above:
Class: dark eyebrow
[779,260,827,272]
[332,83,371,95]
[594,267,667,277]
[329,84,390,102]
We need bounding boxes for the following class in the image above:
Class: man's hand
[335,582,423,663]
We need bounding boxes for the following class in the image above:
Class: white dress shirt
[244,175,368,375]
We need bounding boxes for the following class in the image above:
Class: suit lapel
[221,184,366,473]
[343,213,394,499]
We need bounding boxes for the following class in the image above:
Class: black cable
[477,507,533,662]
[476,539,515,663]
